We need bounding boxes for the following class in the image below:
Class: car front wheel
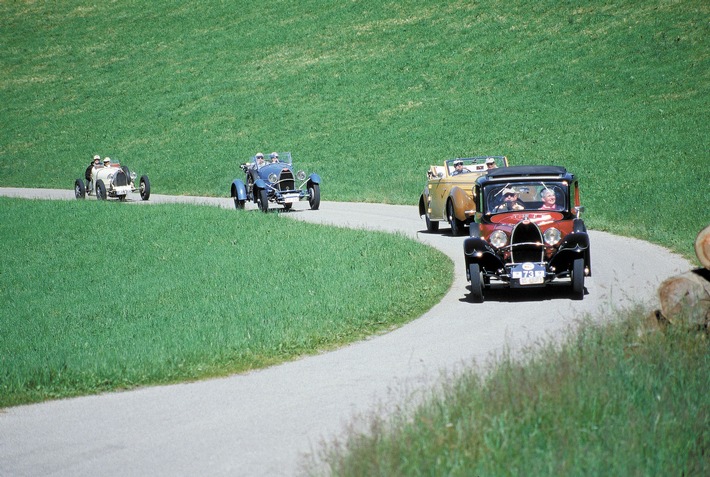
[139,175,151,201]
[308,184,320,210]
[74,179,86,199]
[469,263,484,303]
[257,188,269,212]
[96,180,107,200]
[571,258,584,300]
[234,198,246,210]
[447,201,464,236]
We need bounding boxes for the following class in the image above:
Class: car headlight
[489,230,508,248]
[296,170,306,181]
[543,227,561,246]
[130,172,137,180]
[268,173,278,183]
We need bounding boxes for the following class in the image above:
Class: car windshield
[483,181,568,214]
[253,152,292,169]
[446,157,499,176]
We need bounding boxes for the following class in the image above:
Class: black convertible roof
[487,165,567,178]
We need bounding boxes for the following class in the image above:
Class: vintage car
[419,156,509,235]
[463,165,591,302]
[230,152,321,212]
[74,159,150,201]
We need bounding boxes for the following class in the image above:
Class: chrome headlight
[296,170,307,181]
[268,173,278,183]
[543,227,561,246]
[130,172,137,180]
[489,230,508,248]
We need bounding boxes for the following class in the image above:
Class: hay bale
[657,269,710,328]
[695,224,710,270]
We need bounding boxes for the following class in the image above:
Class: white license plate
[512,265,545,285]
[284,194,299,203]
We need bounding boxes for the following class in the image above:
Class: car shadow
[460,282,589,303]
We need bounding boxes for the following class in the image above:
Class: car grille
[113,169,128,187]
[279,169,294,191]
[510,221,544,263]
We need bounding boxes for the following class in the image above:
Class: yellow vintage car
[418,156,508,235]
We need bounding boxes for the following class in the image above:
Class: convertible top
[487,165,567,178]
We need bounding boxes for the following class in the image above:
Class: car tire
[96,180,107,200]
[469,263,484,303]
[139,175,151,201]
[283,203,292,211]
[447,201,464,236]
[234,198,246,210]
[571,258,584,300]
[257,188,269,213]
[74,179,86,199]
[425,212,439,233]
[308,184,320,210]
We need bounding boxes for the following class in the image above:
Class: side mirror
[437,172,444,178]
[574,205,585,219]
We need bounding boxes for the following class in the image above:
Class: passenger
[255,152,265,166]
[540,189,561,210]
[494,188,525,212]
[486,157,498,170]
[269,152,279,163]
[103,157,112,167]
[451,160,468,176]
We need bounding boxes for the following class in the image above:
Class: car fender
[231,179,247,201]
[549,229,591,275]
[418,191,428,217]
[254,178,268,190]
[308,173,321,185]
[463,236,505,271]
[448,186,474,222]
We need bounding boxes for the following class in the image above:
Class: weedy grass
[0,198,452,407]
[309,310,709,476]
[0,0,708,259]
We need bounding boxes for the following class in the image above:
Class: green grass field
[0,0,708,472]
[0,198,451,407]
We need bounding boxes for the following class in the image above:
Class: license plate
[284,194,299,204]
[511,263,545,285]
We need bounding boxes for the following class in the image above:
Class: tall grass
[309,311,709,476]
[0,198,452,407]
[1,1,708,258]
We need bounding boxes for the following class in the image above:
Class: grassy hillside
[1,0,708,258]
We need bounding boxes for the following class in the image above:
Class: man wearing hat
[485,157,498,170]
[85,155,101,191]
[255,152,265,166]
[494,187,525,212]
[451,159,469,176]
[269,152,279,163]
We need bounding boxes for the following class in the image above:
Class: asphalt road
[0,188,691,476]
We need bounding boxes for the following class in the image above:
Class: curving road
[0,188,691,476]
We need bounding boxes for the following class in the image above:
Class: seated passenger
[494,188,525,212]
[540,189,561,210]
[451,160,469,176]
[255,152,265,166]
[103,157,112,167]
[485,157,497,170]
[269,152,279,163]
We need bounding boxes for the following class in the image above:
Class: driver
[494,188,525,212]
[103,157,112,167]
[255,152,265,166]
[269,152,279,163]
[451,160,468,176]
[85,155,101,190]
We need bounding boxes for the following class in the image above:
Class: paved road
[0,188,691,476]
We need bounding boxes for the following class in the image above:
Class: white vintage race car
[75,159,150,201]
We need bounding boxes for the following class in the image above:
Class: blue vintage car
[230,152,321,212]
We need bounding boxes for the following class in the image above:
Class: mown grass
[0,198,452,407]
[308,311,709,476]
[0,0,708,259]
